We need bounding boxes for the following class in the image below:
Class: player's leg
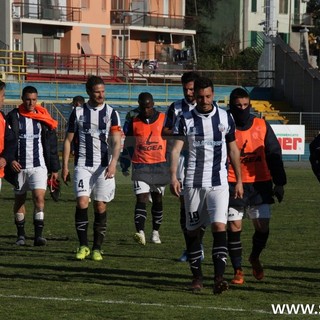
[90,173,115,261]
[32,188,47,246]
[133,180,149,245]
[74,167,92,259]
[249,205,270,280]
[208,186,229,294]
[184,187,206,291]
[149,185,165,244]
[13,170,29,245]
[14,193,27,246]
[227,207,244,285]
[29,167,48,246]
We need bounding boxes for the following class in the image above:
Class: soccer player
[6,85,60,246]
[121,92,169,245]
[162,71,205,262]
[170,77,243,294]
[0,80,16,192]
[62,76,122,261]
[227,88,286,284]
[71,95,85,109]
[123,106,140,136]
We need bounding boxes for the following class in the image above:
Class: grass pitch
[0,163,319,319]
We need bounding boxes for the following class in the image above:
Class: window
[251,0,257,13]
[14,38,21,51]
[101,35,106,55]
[279,0,288,14]
[111,0,125,10]
[82,0,90,9]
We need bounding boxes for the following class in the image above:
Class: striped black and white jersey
[174,104,236,188]
[67,103,121,167]
[164,98,196,130]
[17,116,45,169]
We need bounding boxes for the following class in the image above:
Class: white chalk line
[0,294,272,314]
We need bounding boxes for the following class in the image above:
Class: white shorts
[14,166,48,194]
[184,186,229,231]
[74,165,115,202]
[133,180,165,195]
[0,178,2,191]
[228,204,271,221]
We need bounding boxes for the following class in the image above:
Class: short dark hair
[181,71,200,84]
[22,86,38,97]
[229,88,250,106]
[194,77,214,93]
[72,95,85,105]
[0,80,5,91]
[86,76,104,93]
[138,92,154,106]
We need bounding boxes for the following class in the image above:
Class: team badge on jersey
[103,115,109,124]
[218,123,226,132]
[79,115,86,123]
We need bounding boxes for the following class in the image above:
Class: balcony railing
[110,10,194,30]
[12,2,81,22]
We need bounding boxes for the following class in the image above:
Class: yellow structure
[251,100,288,123]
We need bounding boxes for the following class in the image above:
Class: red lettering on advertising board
[277,137,302,150]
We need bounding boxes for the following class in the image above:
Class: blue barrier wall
[5,82,238,103]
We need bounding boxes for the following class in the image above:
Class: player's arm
[227,140,243,199]
[170,139,184,197]
[62,132,74,183]
[120,119,134,175]
[264,121,286,202]
[264,121,287,186]
[106,127,122,179]
[162,104,175,138]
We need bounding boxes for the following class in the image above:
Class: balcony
[110,10,194,30]
[12,2,81,22]
[291,13,314,27]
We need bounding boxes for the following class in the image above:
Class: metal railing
[110,10,194,29]
[12,2,81,22]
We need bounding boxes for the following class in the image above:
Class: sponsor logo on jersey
[240,139,262,163]
[19,133,40,139]
[193,140,223,147]
[145,131,157,145]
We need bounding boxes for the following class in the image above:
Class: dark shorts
[229,180,274,207]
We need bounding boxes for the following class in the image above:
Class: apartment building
[0,0,196,78]
[208,0,311,53]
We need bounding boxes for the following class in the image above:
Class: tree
[186,0,260,70]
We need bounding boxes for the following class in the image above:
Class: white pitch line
[0,294,272,315]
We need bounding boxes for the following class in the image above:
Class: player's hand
[11,160,22,173]
[105,163,116,179]
[234,181,244,199]
[170,178,181,197]
[61,168,71,185]
[273,185,284,203]
[0,157,6,169]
